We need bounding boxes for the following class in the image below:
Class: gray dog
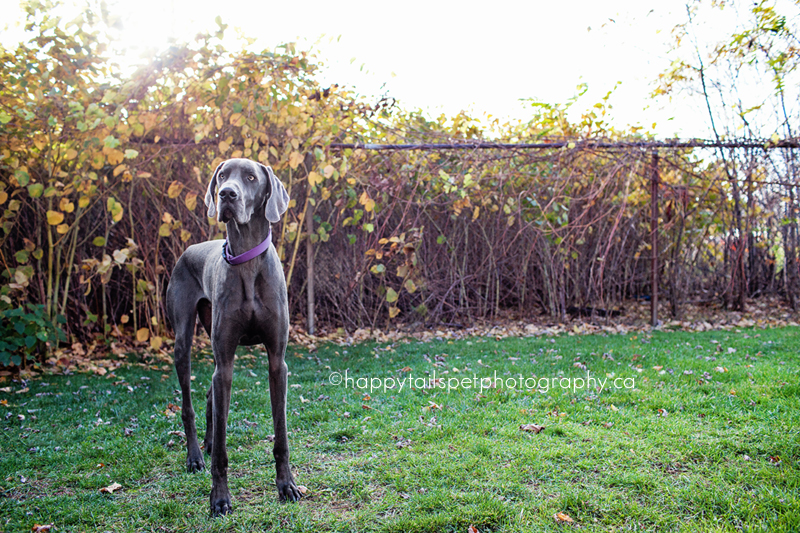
[166,158,301,515]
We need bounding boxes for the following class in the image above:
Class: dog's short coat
[166,158,301,515]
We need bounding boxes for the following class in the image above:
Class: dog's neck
[224,216,271,260]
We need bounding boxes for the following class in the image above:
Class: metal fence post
[651,153,660,327]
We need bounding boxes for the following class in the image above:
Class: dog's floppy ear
[261,164,289,223]
[204,161,226,218]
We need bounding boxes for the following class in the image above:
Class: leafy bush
[0,303,66,367]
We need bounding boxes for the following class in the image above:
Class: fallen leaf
[520,424,545,434]
[31,525,54,532]
[554,511,574,524]
[100,482,122,494]
[423,401,442,411]
[468,526,480,533]
[297,485,308,494]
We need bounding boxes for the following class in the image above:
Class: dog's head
[204,158,289,225]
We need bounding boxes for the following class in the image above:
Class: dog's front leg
[209,333,236,516]
[266,335,301,502]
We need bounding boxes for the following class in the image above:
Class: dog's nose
[218,187,238,201]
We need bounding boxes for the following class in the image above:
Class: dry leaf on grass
[520,424,545,434]
[164,403,180,417]
[99,482,122,494]
[31,525,54,532]
[554,511,575,524]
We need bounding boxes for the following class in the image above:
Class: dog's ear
[261,164,289,223]
[204,161,226,218]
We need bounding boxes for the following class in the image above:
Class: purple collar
[222,227,272,265]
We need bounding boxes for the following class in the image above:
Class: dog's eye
[248,175,255,182]
[218,173,224,180]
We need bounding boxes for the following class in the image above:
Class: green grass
[1,327,798,532]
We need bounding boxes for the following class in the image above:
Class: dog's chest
[227,270,272,326]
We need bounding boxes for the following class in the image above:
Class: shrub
[0,303,66,367]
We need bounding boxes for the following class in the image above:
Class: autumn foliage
[1,3,798,366]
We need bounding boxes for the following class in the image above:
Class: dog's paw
[277,478,302,503]
[210,493,232,516]
[186,454,205,473]
[203,440,213,455]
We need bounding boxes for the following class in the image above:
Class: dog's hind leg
[167,276,205,473]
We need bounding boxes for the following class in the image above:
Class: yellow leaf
[215,115,223,130]
[167,181,184,199]
[59,197,74,213]
[106,149,124,166]
[120,314,129,324]
[404,279,417,293]
[90,153,105,169]
[386,287,398,303]
[64,148,78,161]
[359,191,375,212]
[33,133,47,150]
[180,229,192,242]
[150,336,162,350]
[136,328,150,342]
[46,210,64,225]
[323,164,335,179]
[219,141,230,153]
[289,151,304,170]
[308,171,322,187]
[230,112,245,127]
[388,306,400,318]
[78,195,90,208]
[56,223,69,234]
[113,164,127,177]
[258,150,269,163]
[554,512,574,524]
[0,191,7,205]
[472,206,480,220]
[158,223,172,237]
[184,192,197,211]
[162,212,173,223]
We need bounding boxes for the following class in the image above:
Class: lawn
[1,326,798,532]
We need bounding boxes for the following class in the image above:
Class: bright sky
[1,0,733,138]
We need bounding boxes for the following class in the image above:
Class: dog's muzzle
[217,187,244,223]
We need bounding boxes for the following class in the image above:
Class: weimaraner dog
[166,158,301,515]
